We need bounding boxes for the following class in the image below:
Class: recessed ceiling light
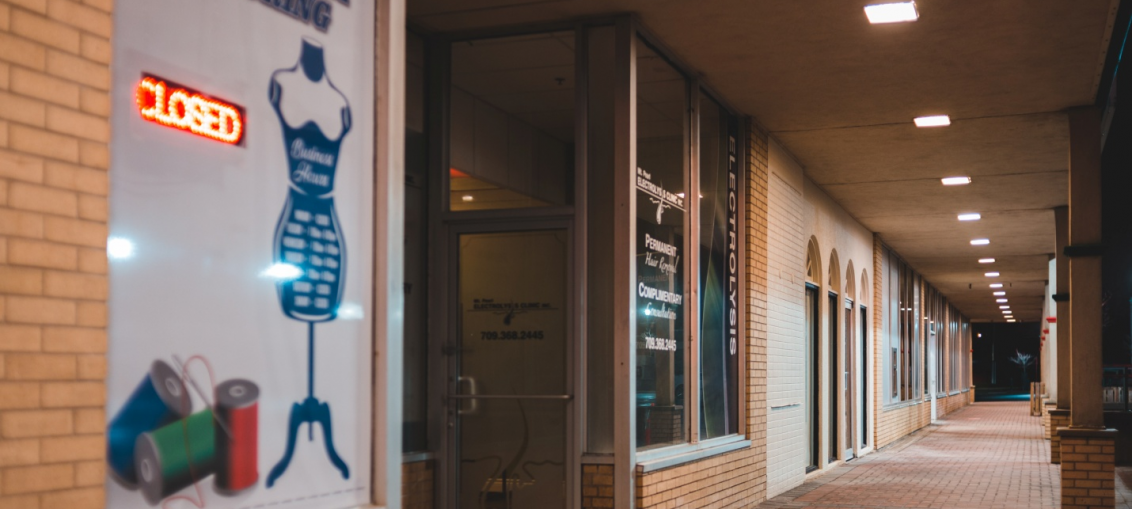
[996,298,1008,303]
[990,283,1003,288]
[865,2,920,24]
[970,238,990,246]
[985,272,1000,277]
[993,291,1006,296]
[979,258,996,264]
[915,115,951,127]
[942,176,972,186]
[1007,319,1017,323]
[1000,305,1010,309]
[958,213,981,221]
[462,195,474,202]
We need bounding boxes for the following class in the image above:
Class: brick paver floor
[757,402,1061,509]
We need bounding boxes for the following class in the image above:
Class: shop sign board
[107,1,374,507]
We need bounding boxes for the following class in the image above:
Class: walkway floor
[758,402,1061,509]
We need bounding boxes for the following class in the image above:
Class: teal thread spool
[135,409,216,505]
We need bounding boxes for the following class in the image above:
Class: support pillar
[1050,206,1071,461]
[1058,106,1117,509]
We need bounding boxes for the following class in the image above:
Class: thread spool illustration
[215,379,259,494]
[107,360,191,488]
[135,409,216,505]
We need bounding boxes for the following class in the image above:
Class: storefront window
[635,38,688,450]
[697,95,740,440]
[448,32,575,211]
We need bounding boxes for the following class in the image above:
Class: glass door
[843,298,854,460]
[449,228,570,509]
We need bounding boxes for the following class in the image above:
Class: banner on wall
[108,1,374,508]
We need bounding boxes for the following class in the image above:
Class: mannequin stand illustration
[266,37,353,488]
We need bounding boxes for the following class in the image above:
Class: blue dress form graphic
[267,37,351,487]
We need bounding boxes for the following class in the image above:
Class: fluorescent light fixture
[1007,319,1017,322]
[979,258,996,264]
[942,176,972,186]
[996,299,1008,303]
[107,237,136,260]
[999,305,1010,309]
[993,291,1006,296]
[957,213,981,221]
[970,238,990,246]
[985,272,1000,277]
[914,115,951,127]
[462,195,474,202]
[990,283,1004,288]
[865,2,919,24]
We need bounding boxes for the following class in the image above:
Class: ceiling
[410,0,1120,322]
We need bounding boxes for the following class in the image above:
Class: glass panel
[403,31,429,453]
[585,25,616,454]
[860,306,868,447]
[828,292,838,461]
[449,32,575,211]
[635,38,687,450]
[457,230,568,509]
[806,286,819,470]
[843,299,853,457]
[697,94,739,440]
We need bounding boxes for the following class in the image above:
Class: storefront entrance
[447,226,572,509]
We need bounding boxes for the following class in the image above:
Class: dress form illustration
[267,37,352,487]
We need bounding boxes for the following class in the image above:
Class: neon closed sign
[136,75,245,145]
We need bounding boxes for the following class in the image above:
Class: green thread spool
[135,409,216,505]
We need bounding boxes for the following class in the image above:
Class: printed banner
[108,1,374,508]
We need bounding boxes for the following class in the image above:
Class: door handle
[456,376,478,416]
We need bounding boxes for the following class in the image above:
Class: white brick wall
[765,169,806,497]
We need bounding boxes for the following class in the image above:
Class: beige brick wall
[1059,435,1116,508]
[0,0,111,507]
[632,120,770,509]
[582,464,613,508]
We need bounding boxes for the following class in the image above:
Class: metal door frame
[442,218,577,509]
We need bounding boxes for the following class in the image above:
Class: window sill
[881,399,923,412]
[948,390,961,396]
[636,435,750,473]
[402,451,435,463]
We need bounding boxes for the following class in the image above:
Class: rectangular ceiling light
[1007,319,1017,322]
[979,258,996,264]
[865,2,920,24]
[990,283,1004,288]
[958,213,981,221]
[915,115,951,127]
[942,176,972,186]
[993,291,1006,296]
[1000,305,1010,309]
[970,238,990,246]
[985,272,1000,277]
[996,298,1008,303]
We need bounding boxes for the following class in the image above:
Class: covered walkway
[759,402,1062,509]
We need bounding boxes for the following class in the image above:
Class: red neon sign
[136,75,244,145]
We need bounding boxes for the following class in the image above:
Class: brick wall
[631,119,770,509]
[764,145,805,497]
[0,0,112,508]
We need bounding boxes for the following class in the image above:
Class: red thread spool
[215,379,259,494]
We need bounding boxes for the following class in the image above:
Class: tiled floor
[758,402,1062,509]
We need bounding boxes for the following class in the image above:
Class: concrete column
[1054,206,1070,411]
[1067,107,1103,430]
[1058,106,1116,509]
[1049,207,1071,463]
